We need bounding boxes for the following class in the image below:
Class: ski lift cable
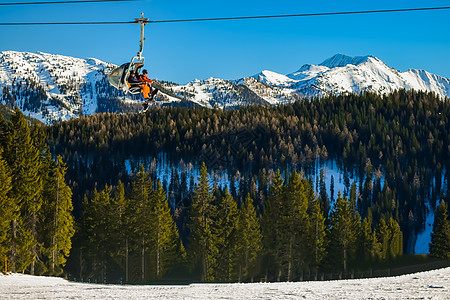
[147,6,450,24]
[0,6,449,25]
[0,0,139,6]
[0,21,133,25]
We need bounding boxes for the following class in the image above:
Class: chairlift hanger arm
[134,13,148,61]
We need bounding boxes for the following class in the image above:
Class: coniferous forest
[1,89,449,283]
[0,108,74,276]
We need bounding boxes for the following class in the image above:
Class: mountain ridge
[1,50,449,124]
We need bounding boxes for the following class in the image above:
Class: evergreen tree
[77,195,91,281]
[349,182,357,213]
[343,170,350,198]
[4,108,41,273]
[319,169,330,219]
[330,175,335,204]
[387,217,403,259]
[128,165,153,282]
[328,192,359,271]
[308,200,327,271]
[33,125,52,275]
[377,218,390,260]
[109,181,130,282]
[189,162,217,282]
[86,186,112,282]
[0,150,12,272]
[360,210,381,261]
[214,188,239,282]
[429,200,450,259]
[278,171,309,281]
[236,194,262,281]
[41,156,75,275]
[261,169,283,280]
[151,180,186,279]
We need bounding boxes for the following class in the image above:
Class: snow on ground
[1,267,449,299]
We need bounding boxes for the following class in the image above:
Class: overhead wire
[0,6,449,25]
[147,6,450,24]
[0,0,138,6]
[0,21,132,25]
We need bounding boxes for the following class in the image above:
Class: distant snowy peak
[287,64,329,81]
[251,70,294,86]
[319,54,376,68]
[243,54,450,100]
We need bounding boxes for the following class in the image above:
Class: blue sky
[1,0,449,83]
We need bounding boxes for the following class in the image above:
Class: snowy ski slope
[1,267,449,299]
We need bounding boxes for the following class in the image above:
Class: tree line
[70,163,409,283]
[0,108,74,276]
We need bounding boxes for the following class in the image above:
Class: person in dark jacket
[128,71,139,84]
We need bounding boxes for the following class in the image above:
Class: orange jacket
[139,74,153,84]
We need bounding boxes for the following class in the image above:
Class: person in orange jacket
[138,69,158,102]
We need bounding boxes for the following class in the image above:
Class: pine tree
[236,194,262,282]
[33,125,53,275]
[319,169,330,219]
[429,200,450,259]
[343,170,350,198]
[84,186,112,282]
[330,175,335,204]
[349,182,357,213]
[109,181,130,282]
[328,192,359,272]
[41,156,75,275]
[360,210,381,261]
[278,171,309,281]
[77,195,91,281]
[189,162,217,282]
[128,165,153,282]
[387,217,403,259]
[4,108,41,273]
[214,188,239,282]
[308,200,327,271]
[261,169,283,280]
[151,180,186,279]
[377,218,390,260]
[0,150,12,272]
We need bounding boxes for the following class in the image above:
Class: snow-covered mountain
[0,51,113,123]
[0,51,191,124]
[1,51,449,124]
[285,54,450,98]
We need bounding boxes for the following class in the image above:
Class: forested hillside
[47,90,449,246]
[1,89,449,283]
